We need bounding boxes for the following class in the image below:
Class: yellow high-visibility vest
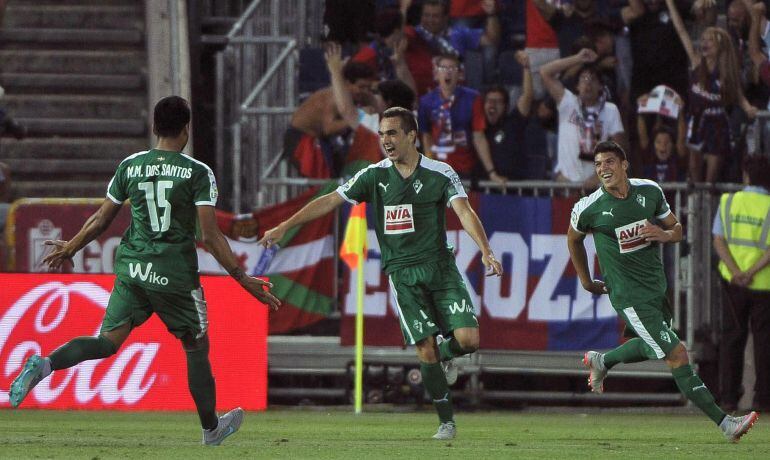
[718,190,770,290]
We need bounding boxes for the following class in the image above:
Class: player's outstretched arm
[258,191,345,248]
[198,205,281,310]
[567,225,606,295]
[43,198,122,270]
[450,197,502,277]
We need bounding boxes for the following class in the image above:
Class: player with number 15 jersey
[107,148,217,292]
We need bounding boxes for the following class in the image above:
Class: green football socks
[672,364,725,425]
[603,338,651,369]
[420,361,454,423]
[49,335,117,370]
[186,343,218,430]
[438,337,468,362]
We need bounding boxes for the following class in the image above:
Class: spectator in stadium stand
[570,140,759,443]
[327,42,417,170]
[666,0,758,183]
[482,50,534,180]
[712,154,770,413]
[524,0,560,100]
[404,0,501,95]
[351,8,418,94]
[531,0,601,59]
[283,61,378,178]
[0,85,27,141]
[540,48,626,188]
[636,92,688,182]
[747,0,770,91]
[8,96,281,446]
[418,53,507,186]
[323,0,376,46]
[622,0,712,104]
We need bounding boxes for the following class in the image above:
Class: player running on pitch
[9,96,280,446]
[259,107,502,440]
[568,140,758,442]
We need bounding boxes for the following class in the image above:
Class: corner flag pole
[354,250,365,414]
[339,202,367,414]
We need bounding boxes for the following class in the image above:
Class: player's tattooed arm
[228,266,247,282]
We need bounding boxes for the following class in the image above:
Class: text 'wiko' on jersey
[336,155,467,274]
[107,149,218,291]
[570,178,672,309]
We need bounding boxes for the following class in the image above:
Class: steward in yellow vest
[712,154,770,412]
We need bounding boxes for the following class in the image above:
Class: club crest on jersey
[384,204,415,234]
[614,218,650,253]
[413,179,423,194]
[636,194,646,208]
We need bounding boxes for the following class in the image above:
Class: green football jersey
[570,178,672,309]
[336,155,466,274]
[107,149,218,291]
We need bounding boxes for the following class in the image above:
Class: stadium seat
[298,47,330,100]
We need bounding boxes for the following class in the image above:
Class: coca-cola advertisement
[0,274,268,411]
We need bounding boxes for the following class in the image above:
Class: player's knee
[456,335,479,353]
[454,328,479,352]
[182,333,210,353]
[415,337,440,363]
[96,335,118,357]
[665,343,689,368]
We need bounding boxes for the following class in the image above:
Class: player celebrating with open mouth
[259,107,502,440]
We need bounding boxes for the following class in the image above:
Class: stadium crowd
[286,0,770,188]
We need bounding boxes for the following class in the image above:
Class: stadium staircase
[0,0,148,198]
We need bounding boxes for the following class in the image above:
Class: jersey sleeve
[106,163,127,204]
[570,198,591,234]
[652,183,671,219]
[336,166,373,204]
[442,165,467,206]
[194,165,219,206]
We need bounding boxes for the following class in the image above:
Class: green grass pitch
[1,408,768,459]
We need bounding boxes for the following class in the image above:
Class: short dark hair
[343,61,376,84]
[434,53,461,67]
[375,8,403,38]
[593,140,627,161]
[743,154,770,188]
[378,79,416,110]
[652,126,674,143]
[577,63,602,83]
[153,96,190,137]
[382,107,418,135]
[483,85,510,109]
[422,0,448,15]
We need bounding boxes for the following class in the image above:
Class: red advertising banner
[4,199,131,273]
[0,274,268,411]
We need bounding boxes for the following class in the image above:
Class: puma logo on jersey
[615,219,650,253]
[378,182,389,192]
[602,209,614,217]
[384,204,414,234]
[692,384,707,391]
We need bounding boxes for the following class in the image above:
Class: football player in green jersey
[9,96,280,446]
[567,140,758,442]
[259,107,502,440]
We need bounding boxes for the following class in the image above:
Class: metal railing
[214,0,324,212]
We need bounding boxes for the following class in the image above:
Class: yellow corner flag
[339,203,367,414]
[340,203,368,269]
